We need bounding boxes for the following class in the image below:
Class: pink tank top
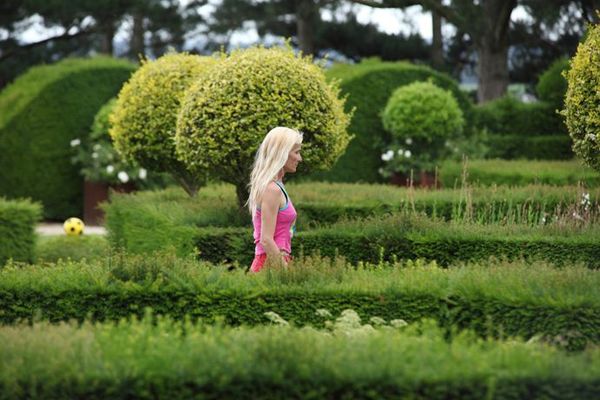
[253,181,297,255]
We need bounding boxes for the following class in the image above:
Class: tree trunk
[296,0,318,56]
[99,22,115,55]
[130,12,145,60]
[475,0,515,103]
[476,40,509,103]
[430,1,444,69]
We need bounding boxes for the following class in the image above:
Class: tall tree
[352,0,518,102]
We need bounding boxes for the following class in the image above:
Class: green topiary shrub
[0,197,42,265]
[0,57,136,220]
[380,81,464,179]
[175,46,352,208]
[562,23,600,172]
[536,58,569,107]
[308,60,473,183]
[110,53,216,196]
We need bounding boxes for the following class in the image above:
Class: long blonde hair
[247,127,303,214]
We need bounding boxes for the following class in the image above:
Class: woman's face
[283,143,302,173]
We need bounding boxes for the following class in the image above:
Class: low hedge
[1,315,599,399]
[485,134,573,160]
[439,159,600,187]
[0,198,41,265]
[1,257,599,351]
[105,183,600,256]
[192,215,600,268]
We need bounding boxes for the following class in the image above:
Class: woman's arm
[259,183,286,265]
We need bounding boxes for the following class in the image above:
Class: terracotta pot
[390,171,440,189]
[83,181,136,226]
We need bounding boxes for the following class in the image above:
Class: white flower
[106,165,114,174]
[117,171,129,183]
[70,138,81,147]
[92,152,98,159]
[93,144,101,151]
[381,150,394,161]
[405,137,413,145]
[397,148,404,156]
[585,133,597,142]
[138,168,147,180]
[404,150,412,158]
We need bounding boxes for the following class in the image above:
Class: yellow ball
[63,217,84,236]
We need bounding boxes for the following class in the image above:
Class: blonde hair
[247,127,303,214]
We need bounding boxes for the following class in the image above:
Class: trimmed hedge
[485,134,573,160]
[473,96,566,136]
[0,198,41,265]
[439,159,600,187]
[0,57,136,219]
[104,184,600,256]
[1,257,599,350]
[309,59,473,183]
[192,216,600,268]
[1,316,600,399]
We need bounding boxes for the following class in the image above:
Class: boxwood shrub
[0,198,42,265]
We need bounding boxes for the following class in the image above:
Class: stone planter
[83,181,136,225]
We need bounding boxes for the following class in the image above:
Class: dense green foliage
[485,134,573,160]
[0,198,41,265]
[562,23,600,172]
[2,313,599,399]
[439,159,600,187]
[473,95,567,136]
[103,183,600,256]
[110,53,216,196]
[310,59,473,183]
[175,46,351,206]
[193,215,600,268]
[380,81,464,177]
[536,58,570,107]
[1,257,599,350]
[0,57,136,219]
[36,235,109,263]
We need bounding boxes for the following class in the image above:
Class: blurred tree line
[1,0,597,101]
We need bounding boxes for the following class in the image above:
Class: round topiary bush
[536,58,569,107]
[380,81,464,178]
[175,46,352,208]
[310,59,473,183]
[562,23,600,172]
[110,53,216,196]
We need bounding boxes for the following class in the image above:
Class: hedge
[1,315,599,399]
[308,59,473,183]
[439,159,600,187]
[0,57,136,220]
[1,257,599,351]
[104,184,600,256]
[473,96,566,136]
[192,216,600,268]
[0,198,42,265]
[485,134,573,160]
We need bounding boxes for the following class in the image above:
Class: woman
[247,127,303,272]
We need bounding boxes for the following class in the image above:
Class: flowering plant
[71,99,148,186]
